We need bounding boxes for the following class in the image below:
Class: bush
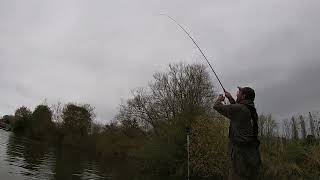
[13,106,32,133]
[29,105,54,140]
[190,115,229,178]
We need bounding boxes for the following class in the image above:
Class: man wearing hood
[214,87,261,180]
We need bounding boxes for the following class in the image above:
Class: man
[214,87,261,180]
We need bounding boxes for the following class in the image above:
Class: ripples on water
[0,130,109,180]
[0,130,186,180]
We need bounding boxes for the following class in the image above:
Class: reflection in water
[1,130,107,179]
[53,147,103,180]
[0,130,183,180]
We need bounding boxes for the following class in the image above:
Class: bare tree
[309,112,315,137]
[116,63,217,135]
[266,114,277,137]
[258,113,277,137]
[291,116,299,140]
[258,114,266,137]
[299,115,306,140]
[51,102,64,123]
[282,118,291,139]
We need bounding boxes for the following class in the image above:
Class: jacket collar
[238,99,255,108]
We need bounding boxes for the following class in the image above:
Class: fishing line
[160,14,226,92]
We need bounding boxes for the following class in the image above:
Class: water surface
[0,130,111,179]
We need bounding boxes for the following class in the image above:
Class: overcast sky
[1,0,320,123]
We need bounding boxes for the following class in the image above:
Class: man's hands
[214,90,236,106]
[217,94,225,102]
[214,94,225,106]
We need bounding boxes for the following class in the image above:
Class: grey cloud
[0,0,320,123]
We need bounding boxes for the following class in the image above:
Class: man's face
[236,90,245,103]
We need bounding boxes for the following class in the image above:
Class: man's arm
[213,104,238,119]
[213,95,238,119]
[214,95,224,106]
[225,91,236,104]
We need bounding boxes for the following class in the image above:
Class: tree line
[259,112,319,141]
[1,103,95,146]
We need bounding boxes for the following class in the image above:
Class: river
[1,129,163,180]
[0,129,190,180]
[0,129,113,179]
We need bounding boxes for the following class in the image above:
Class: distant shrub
[13,106,32,133]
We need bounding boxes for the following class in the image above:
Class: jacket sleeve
[213,104,238,120]
[227,97,236,104]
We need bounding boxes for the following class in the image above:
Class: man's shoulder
[230,104,250,113]
[214,103,243,109]
[230,103,246,109]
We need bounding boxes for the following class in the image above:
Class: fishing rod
[161,14,228,180]
[160,14,226,93]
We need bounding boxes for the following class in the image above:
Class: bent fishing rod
[160,14,226,93]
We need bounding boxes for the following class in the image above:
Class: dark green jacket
[214,99,259,145]
[214,99,261,178]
